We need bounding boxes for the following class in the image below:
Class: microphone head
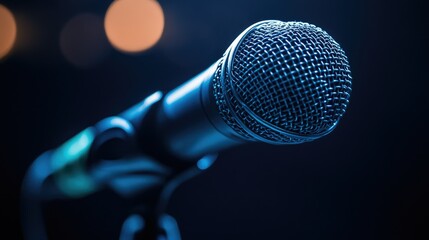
[212,20,352,144]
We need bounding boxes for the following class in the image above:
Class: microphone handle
[139,61,243,160]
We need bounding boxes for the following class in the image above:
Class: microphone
[22,20,352,240]
[145,20,352,159]
[26,19,353,198]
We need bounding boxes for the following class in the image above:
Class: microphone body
[142,62,241,160]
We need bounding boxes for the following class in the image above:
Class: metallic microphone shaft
[157,62,243,160]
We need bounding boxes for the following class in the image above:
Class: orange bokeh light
[104,0,165,53]
[0,4,17,59]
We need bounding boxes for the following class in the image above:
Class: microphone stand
[118,154,216,240]
[21,92,217,240]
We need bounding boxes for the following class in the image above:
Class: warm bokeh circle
[0,4,17,59]
[104,0,165,53]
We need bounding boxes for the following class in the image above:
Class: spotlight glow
[104,0,164,53]
[0,4,17,59]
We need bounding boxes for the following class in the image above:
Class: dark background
[2,0,428,239]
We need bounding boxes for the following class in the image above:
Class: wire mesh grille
[213,21,352,143]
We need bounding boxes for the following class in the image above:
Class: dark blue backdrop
[2,0,428,239]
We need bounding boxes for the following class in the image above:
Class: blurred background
[1,0,428,239]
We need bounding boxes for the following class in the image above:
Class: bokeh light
[0,4,17,59]
[105,0,164,53]
[60,14,110,68]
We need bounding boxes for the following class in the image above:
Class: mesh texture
[213,21,352,143]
